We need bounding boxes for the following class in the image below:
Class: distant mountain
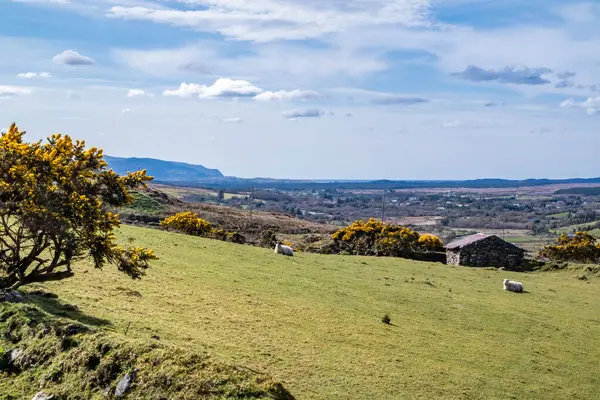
[105,156,223,181]
[105,155,600,191]
[152,176,600,191]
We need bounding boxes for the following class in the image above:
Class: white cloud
[371,96,429,105]
[442,120,460,128]
[163,83,204,98]
[17,72,52,78]
[223,117,242,123]
[255,89,321,101]
[127,89,153,97]
[557,71,576,80]
[0,86,33,98]
[115,43,387,84]
[108,0,430,42]
[454,65,553,85]
[586,108,599,116]
[53,50,96,66]
[122,108,131,113]
[282,109,325,119]
[163,78,263,99]
[555,80,573,88]
[560,97,600,115]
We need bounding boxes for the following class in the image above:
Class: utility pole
[249,186,254,219]
[381,190,385,223]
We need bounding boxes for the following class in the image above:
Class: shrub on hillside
[0,123,157,291]
[227,231,247,244]
[211,228,229,241]
[160,212,214,236]
[375,228,421,258]
[418,234,445,252]
[331,218,443,258]
[538,232,600,264]
[260,228,278,248]
[160,212,247,245]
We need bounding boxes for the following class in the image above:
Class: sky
[1,0,600,180]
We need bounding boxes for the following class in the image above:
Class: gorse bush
[260,228,278,248]
[418,234,445,252]
[0,123,157,290]
[160,212,246,244]
[160,212,214,236]
[538,232,600,264]
[332,218,443,258]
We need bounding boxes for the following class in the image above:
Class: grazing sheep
[274,241,294,257]
[503,278,524,293]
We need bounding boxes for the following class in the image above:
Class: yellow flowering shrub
[332,218,430,257]
[0,123,157,290]
[538,232,600,263]
[160,212,214,236]
[418,234,444,252]
[160,212,247,244]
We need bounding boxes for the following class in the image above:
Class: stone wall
[446,236,524,270]
[446,249,461,266]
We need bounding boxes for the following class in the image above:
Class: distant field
[151,184,244,201]
[549,212,570,219]
[34,225,600,399]
[387,216,442,227]
[551,220,600,235]
[388,183,600,195]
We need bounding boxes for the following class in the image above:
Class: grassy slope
[0,303,291,400]
[36,225,600,399]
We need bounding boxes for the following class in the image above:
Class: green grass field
[32,225,600,399]
[551,220,600,235]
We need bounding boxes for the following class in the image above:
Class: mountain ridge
[105,156,600,190]
[105,156,223,181]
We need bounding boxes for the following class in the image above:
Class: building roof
[445,233,488,250]
[445,233,525,252]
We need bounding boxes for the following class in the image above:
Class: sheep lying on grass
[274,241,294,257]
[503,278,524,293]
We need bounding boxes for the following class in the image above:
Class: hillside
[555,186,600,195]
[114,187,337,252]
[105,156,223,181]
[0,302,291,399]
[27,225,600,399]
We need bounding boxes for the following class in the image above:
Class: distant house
[445,233,525,269]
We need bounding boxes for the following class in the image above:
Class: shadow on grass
[25,293,112,327]
[521,259,548,272]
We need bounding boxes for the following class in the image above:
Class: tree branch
[11,270,75,290]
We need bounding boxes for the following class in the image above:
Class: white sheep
[503,278,524,293]
[274,241,294,257]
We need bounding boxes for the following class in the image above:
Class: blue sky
[1,0,600,180]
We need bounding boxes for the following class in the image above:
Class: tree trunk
[10,270,75,290]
